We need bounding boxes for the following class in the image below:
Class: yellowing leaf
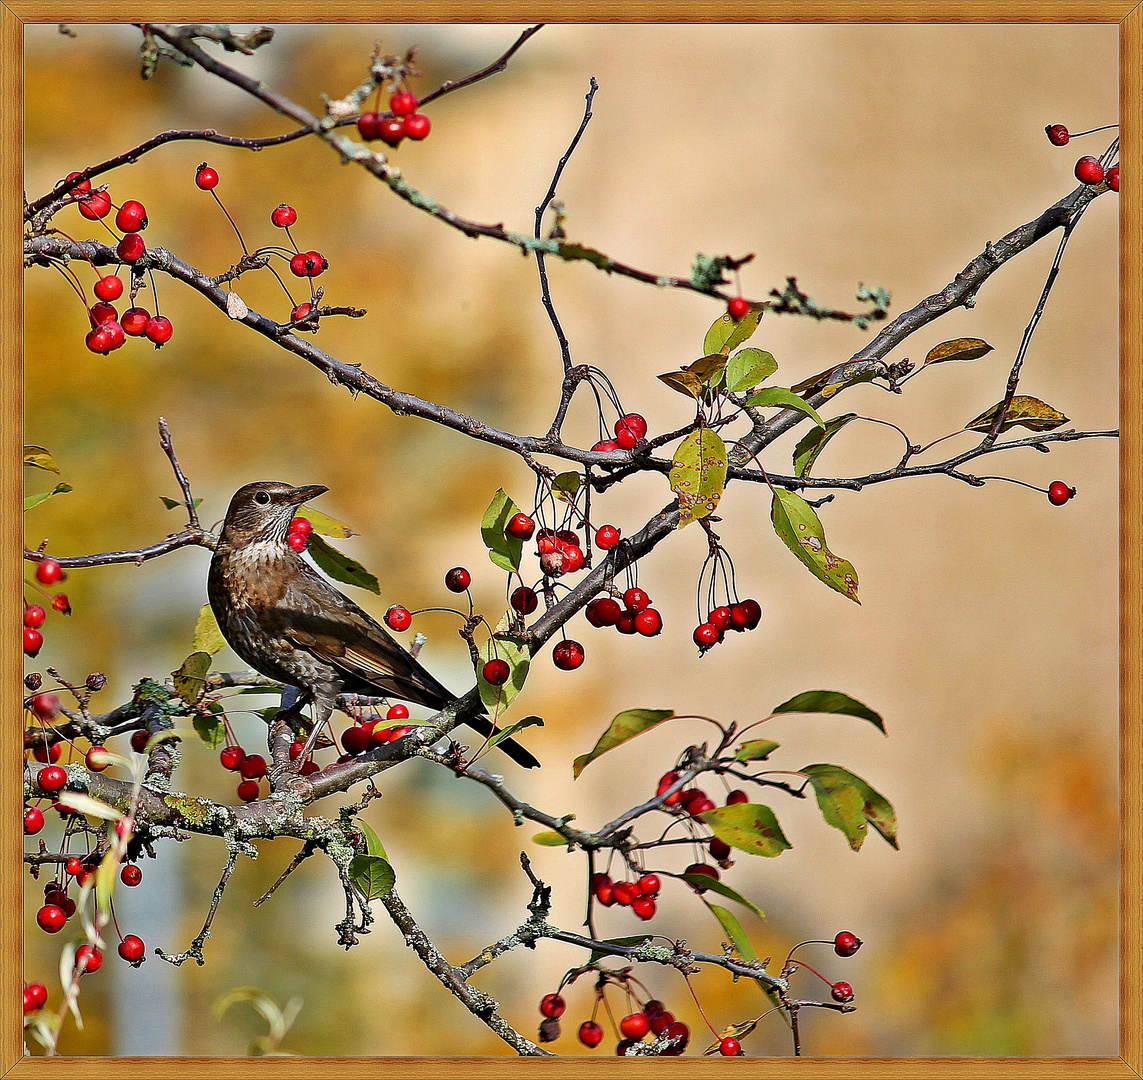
[172,651,212,704]
[801,763,898,850]
[302,507,355,538]
[532,830,568,846]
[727,348,778,393]
[552,472,581,502]
[793,413,857,478]
[687,353,728,387]
[965,395,1069,434]
[670,428,728,528]
[193,604,226,656]
[704,303,764,356]
[572,708,674,778]
[770,489,859,603]
[697,803,792,858]
[734,739,780,762]
[658,370,704,398]
[924,337,994,365]
[23,445,60,473]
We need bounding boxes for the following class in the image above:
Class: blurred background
[22,22,1118,1058]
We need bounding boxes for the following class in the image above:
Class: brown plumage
[207,481,539,768]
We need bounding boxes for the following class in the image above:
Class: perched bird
[207,481,539,768]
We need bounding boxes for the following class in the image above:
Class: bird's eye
[255,491,271,505]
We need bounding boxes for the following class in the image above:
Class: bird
[207,480,540,768]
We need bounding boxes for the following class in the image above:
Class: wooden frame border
[2,4,1139,1077]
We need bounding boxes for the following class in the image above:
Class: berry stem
[683,973,722,1038]
[209,189,249,256]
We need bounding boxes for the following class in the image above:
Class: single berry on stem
[385,605,412,631]
[35,558,66,585]
[445,566,471,592]
[693,622,720,647]
[114,200,147,232]
[94,275,123,302]
[195,164,219,190]
[634,608,663,636]
[144,316,173,345]
[1074,155,1105,185]
[24,806,45,834]
[1048,480,1076,505]
[236,779,260,802]
[37,905,66,934]
[405,113,431,140]
[271,204,298,228]
[511,586,538,616]
[728,296,750,320]
[832,981,855,1003]
[386,704,409,721]
[552,639,585,670]
[379,117,407,146]
[720,1036,742,1056]
[483,658,511,686]
[834,930,862,957]
[539,993,566,1018]
[620,1012,649,1039]
[24,627,43,657]
[1107,165,1119,192]
[121,864,142,886]
[1045,124,1070,145]
[220,745,245,771]
[506,512,535,540]
[578,1020,604,1048]
[118,935,145,963]
[390,90,418,116]
[595,524,620,549]
[78,191,112,219]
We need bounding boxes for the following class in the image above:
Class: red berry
[78,191,112,219]
[23,627,43,656]
[130,729,150,753]
[195,164,219,190]
[615,1038,638,1056]
[84,326,111,354]
[24,806,45,834]
[738,598,762,629]
[620,1012,649,1039]
[24,982,48,1013]
[832,981,854,1003]
[506,513,535,540]
[719,1036,742,1056]
[305,251,327,277]
[90,301,118,325]
[555,529,580,548]
[300,760,320,775]
[24,604,46,629]
[1045,124,1070,146]
[592,439,619,453]
[385,605,412,631]
[552,639,585,670]
[637,873,661,896]
[35,558,65,585]
[29,691,59,719]
[1108,165,1119,192]
[389,724,413,740]
[63,171,91,195]
[539,993,566,1018]
[684,863,719,892]
[117,233,146,263]
[239,753,267,779]
[445,566,471,592]
[661,1020,690,1054]
[595,525,620,549]
[578,1020,604,1048]
[649,1010,675,1035]
[834,931,862,957]
[726,789,749,805]
[288,516,313,538]
[1048,481,1076,505]
[51,594,72,615]
[236,779,260,802]
[511,586,538,616]
[93,275,123,302]
[709,836,732,861]
[657,771,681,802]
[611,881,637,906]
[120,307,150,335]
[614,426,638,450]
[595,882,615,906]
[590,872,612,892]
[634,608,662,636]
[1075,155,1105,184]
[693,622,720,647]
[287,532,308,552]
[219,745,245,771]
[121,864,142,886]
[405,113,431,140]
[144,316,173,344]
[341,725,371,755]
[85,746,110,772]
[289,251,326,278]
[369,726,391,746]
[616,612,637,634]
[483,658,511,686]
[688,797,716,815]
[102,321,126,350]
[708,606,732,632]
[562,545,585,573]
[618,413,647,439]
[357,111,382,140]
[379,116,407,146]
[38,765,67,793]
[386,704,410,721]
[390,91,418,116]
[75,944,103,974]
[623,588,650,613]
[118,935,145,962]
[32,742,61,764]
[271,204,298,228]
[728,296,750,320]
[65,856,83,876]
[590,597,623,627]
[115,200,147,232]
[643,1000,665,1018]
[37,905,67,933]
[290,302,315,328]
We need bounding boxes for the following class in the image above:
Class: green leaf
[356,819,388,858]
[743,386,824,428]
[658,369,705,398]
[172,651,212,704]
[192,711,226,749]
[589,936,651,964]
[488,714,543,750]
[734,739,780,762]
[478,630,529,711]
[698,802,792,858]
[298,507,354,538]
[23,445,60,473]
[727,348,778,393]
[707,902,758,960]
[924,337,994,366]
[159,496,203,510]
[704,303,764,356]
[670,428,728,528]
[532,830,569,847]
[552,472,581,503]
[572,708,674,778]
[307,533,380,594]
[193,603,226,656]
[348,854,395,899]
[772,690,885,733]
[675,872,767,918]
[480,488,524,573]
[770,489,859,603]
[801,763,898,850]
[965,395,1069,434]
[24,482,72,512]
[793,413,857,478]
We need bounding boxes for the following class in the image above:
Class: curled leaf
[552,472,581,502]
[801,763,898,850]
[658,370,705,398]
[572,708,674,778]
[771,689,885,733]
[793,413,857,478]
[673,872,766,917]
[734,739,780,762]
[924,337,994,365]
[965,395,1069,434]
[24,445,60,473]
[193,604,226,656]
[172,651,212,705]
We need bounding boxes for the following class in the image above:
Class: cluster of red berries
[218,743,269,802]
[585,586,663,638]
[691,598,762,654]
[23,559,71,657]
[23,981,48,1015]
[540,992,690,1055]
[286,515,312,553]
[591,412,648,453]
[590,871,661,920]
[340,705,415,757]
[357,89,431,147]
[1047,480,1076,506]
[1044,125,1119,192]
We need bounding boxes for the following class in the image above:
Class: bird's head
[218,481,328,546]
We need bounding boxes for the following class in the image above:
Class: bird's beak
[288,485,328,505]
